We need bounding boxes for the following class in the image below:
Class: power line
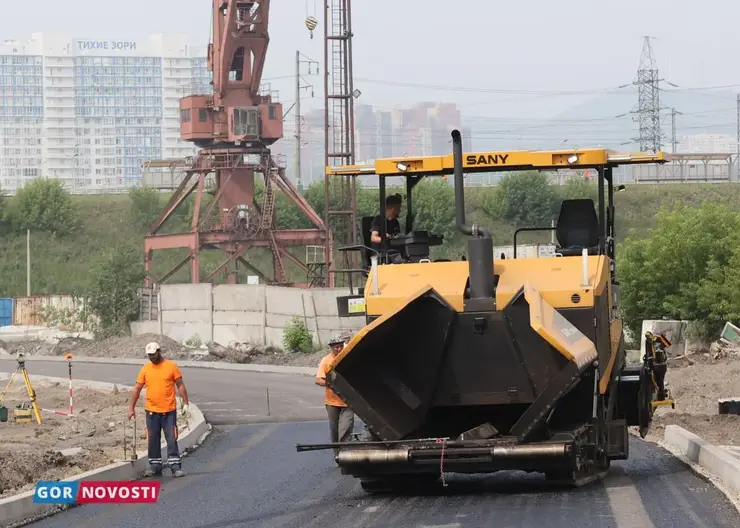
[266,73,740,97]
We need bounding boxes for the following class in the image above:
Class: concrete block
[265,327,290,348]
[162,323,212,344]
[316,316,364,331]
[213,325,264,345]
[160,284,212,311]
[640,320,687,357]
[265,286,306,316]
[312,288,351,317]
[161,309,212,324]
[213,311,263,326]
[302,291,316,318]
[130,321,158,335]
[664,425,740,493]
[212,284,266,312]
[266,313,297,329]
[317,329,338,348]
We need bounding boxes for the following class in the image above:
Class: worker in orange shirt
[316,335,354,456]
[128,342,190,477]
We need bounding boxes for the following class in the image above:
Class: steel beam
[144,232,198,251]
[200,229,325,246]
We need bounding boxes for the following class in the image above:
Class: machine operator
[370,193,403,262]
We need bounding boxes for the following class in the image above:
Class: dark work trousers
[146,409,181,471]
[326,405,355,457]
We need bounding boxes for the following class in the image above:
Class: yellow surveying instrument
[0,353,43,425]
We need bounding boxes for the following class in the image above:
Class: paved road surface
[3,359,739,527]
[0,358,325,425]
[27,422,740,528]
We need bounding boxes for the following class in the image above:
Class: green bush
[282,316,314,353]
[128,187,162,231]
[5,178,78,236]
[620,201,740,340]
[87,245,145,338]
[479,171,558,227]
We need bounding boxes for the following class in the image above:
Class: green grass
[1,183,738,298]
[0,193,296,297]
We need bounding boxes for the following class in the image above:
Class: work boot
[172,469,186,478]
[145,467,162,477]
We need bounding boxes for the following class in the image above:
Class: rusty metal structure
[323,0,358,285]
[143,0,328,287]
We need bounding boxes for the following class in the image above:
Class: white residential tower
[0,33,208,193]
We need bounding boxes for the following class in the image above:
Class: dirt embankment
[0,380,144,498]
[646,353,740,446]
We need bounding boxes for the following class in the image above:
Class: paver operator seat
[555,199,600,256]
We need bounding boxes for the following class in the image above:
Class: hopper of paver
[327,287,457,441]
[328,279,598,446]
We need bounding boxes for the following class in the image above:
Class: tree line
[2,175,735,340]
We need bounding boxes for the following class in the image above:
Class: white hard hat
[145,342,161,355]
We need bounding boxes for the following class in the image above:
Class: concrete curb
[0,375,210,527]
[19,355,316,376]
[664,425,740,496]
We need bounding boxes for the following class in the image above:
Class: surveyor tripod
[0,353,42,424]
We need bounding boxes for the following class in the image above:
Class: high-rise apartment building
[0,33,208,193]
[281,102,472,188]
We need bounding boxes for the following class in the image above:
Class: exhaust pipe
[452,130,488,239]
[452,130,494,303]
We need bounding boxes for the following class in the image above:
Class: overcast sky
[2,0,739,121]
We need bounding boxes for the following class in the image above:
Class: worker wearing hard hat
[128,342,190,477]
[315,335,354,457]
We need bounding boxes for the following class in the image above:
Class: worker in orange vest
[128,342,190,477]
[315,335,354,457]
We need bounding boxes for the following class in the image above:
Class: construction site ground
[0,380,142,498]
[3,333,738,497]
[0,333,325,367]
[646,351,740,446]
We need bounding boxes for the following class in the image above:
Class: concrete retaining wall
[132,284,365,349]
[639,319,708,357]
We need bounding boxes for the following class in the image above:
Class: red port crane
[144,0,330,287]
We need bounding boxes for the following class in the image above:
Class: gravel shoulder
[646,353,740,446]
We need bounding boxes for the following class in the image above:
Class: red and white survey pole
[65,353,74,416]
